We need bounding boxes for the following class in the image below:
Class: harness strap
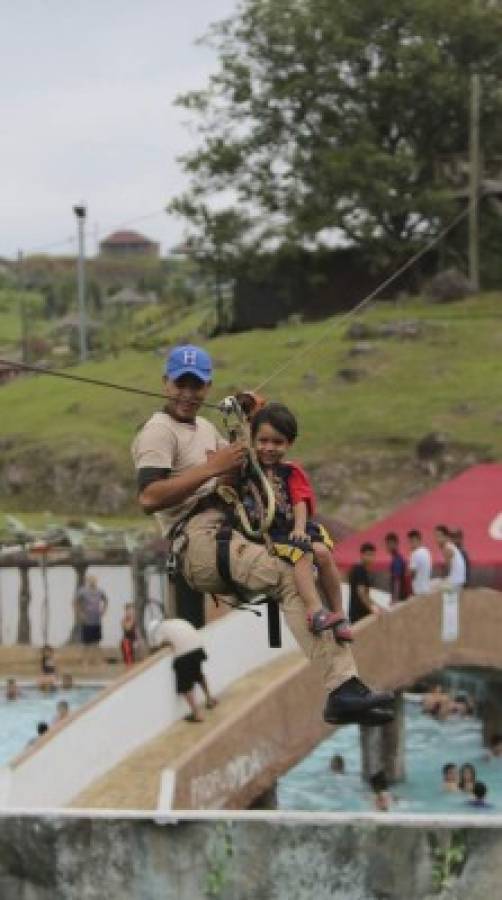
[215,524,282,648]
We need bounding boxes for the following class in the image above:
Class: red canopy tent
[334,463,502,588]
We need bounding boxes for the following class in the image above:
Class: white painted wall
[0,565,166,647]
[0,608,297,809]
[0,567,390,649]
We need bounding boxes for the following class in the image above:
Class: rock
[348,342,376,356]
[3,464,27,494]
[302,371,318,388]
[345,322,374,340]
[427,268,473,303]
[96,483,129,515]
[377,320,422,339]
[416,432,449,461]
[451,402,476,417]
[337,367,365,383]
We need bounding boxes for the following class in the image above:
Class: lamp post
[73,204,87,362]
[468,73,481,293]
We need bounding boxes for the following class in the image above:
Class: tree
[172,0,502,266]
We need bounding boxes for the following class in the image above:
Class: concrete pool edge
[0,812,502,899]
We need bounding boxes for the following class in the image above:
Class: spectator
[38,644,58,691]
[53,700,69,725]
[75,574,108,668]
[147,618,218,722]
[486,734,502,760]
[121,603,139,666]
[422,684,449,717]
[442,762,459,792]
[432,526,466,591]
[330,754,345,774]
[451,529,471,587]
[407,530,432,596]
[466,781,493,809]
[452,693,474,717]
[5,678,19,701]
[27,721,49,747]
[348,543,381,624]
[384,533,409,603]
[459,763,476,795]
[370,770,391,811]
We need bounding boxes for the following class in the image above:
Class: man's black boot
[330,707,395,727]
[324,677,395,725]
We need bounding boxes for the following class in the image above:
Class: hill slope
[1,293,501,524]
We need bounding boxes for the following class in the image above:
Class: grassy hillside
[1,292,501,522]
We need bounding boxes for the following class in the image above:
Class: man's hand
[371,602,383,615]
[206,442,248,476]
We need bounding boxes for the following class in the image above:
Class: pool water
[0,685,101,765]
[279,698,502,813]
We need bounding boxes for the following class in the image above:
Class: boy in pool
[249,403,352,642]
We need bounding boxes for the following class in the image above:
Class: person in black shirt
[384,532,409,603]
[349,543,381,623]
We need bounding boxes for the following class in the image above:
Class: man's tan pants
[181,511,357,693]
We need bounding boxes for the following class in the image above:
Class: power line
[252,205,470,394]
[19,208,168,259]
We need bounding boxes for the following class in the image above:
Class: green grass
[1,292,501,490]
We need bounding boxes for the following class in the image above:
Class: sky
[0,0,239,259]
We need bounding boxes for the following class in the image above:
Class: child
[147,618,218,722]
[370,770,392,811]
[53,699,70,725]
[121,603,138,666]
[250,403,352,642]
[38,645,58,691]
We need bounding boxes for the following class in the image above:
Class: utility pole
[468,73,481,293]
[17,250,29,364]
[73,204,87,362]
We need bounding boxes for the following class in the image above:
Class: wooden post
[360,692,405,784]
[17,558,31,644]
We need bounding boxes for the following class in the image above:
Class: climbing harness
[216,392,276,540]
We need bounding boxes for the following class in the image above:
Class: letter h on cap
[183,349,197,366]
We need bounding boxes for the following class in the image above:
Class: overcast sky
[0,0,238,259]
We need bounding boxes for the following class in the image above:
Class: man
[75,574,108,668]
[466,781,493,809]
[442,762,459,792]
[433,525,466,590]
[384,532,409,603]
[348,543,381,624]
[147,617,217,722]
[407,529,432,596]
[132,344,393,727]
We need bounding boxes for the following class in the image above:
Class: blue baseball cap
[165,344,213,383]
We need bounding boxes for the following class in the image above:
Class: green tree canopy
[171,0,502,266]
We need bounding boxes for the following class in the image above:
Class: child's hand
[289,528,310,544]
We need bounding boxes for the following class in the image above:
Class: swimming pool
[279,697,502,813]
[0,685,102,765]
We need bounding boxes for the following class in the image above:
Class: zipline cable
[0,359,222,409]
